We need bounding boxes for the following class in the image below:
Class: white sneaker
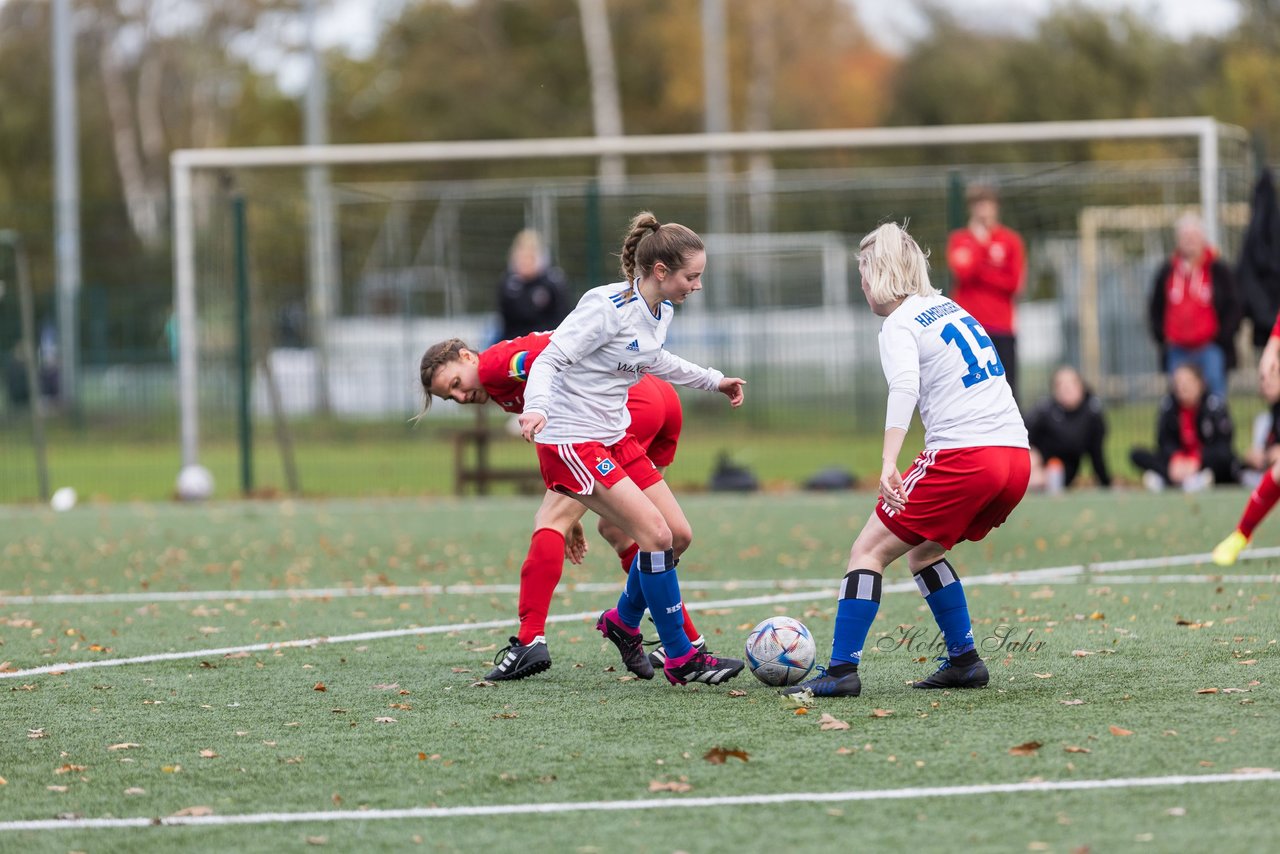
[1182,468,1214,493]
[1142,471,1166,493]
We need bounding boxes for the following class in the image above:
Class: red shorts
[876,446,1030,550]
[535,434,663,496]
[625,375,683,468]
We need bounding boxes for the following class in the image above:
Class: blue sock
[615,555,646,627]
[915,559,976,659]
[635,549,692,659]
[830,569,881,667]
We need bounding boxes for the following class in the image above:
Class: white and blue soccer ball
[745,616,816,686]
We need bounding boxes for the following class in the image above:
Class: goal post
[170,116,1248,474]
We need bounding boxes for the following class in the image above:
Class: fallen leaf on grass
[1221,688,1249,694]
[835,747,854,755]
[648,780,692,793]
[124,787,145,795]
[1060,699,1085,706]
[108,743,140,751]
[493,712,519,720]
[794,708,809,715]
[820,713,851,730]
[1033,673,1054,679]
[1071,650,1094,658]
[703,747,750,764]
[470,680,497,688]
[0,777,6,786]
[1088,612,1105,620]
[1009,741,1043,756]
[1167,807,1186,816]
[1196,688,1219,695]
[161,765,182,773]
[224,651,250,659]
[870,709,894,718]
[449,668,470,674]
[389,703,412,710]
[728,689,747,698]
[55,764,87,774]
[1109,726,1134,737]
[47,785,68,793]
[199,749,218,759]
[374,717,397,724]
[1237,660,1258,666]
[783,689,815,708]
[1064,746,1092,754]
[306,836,327,846]
[170,806,213,817]
[313,683,326,692]
[27,729,47,739]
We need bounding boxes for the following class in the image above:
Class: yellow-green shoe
[1212,531,1249,567]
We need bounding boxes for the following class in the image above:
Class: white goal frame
[171,116,1247,471]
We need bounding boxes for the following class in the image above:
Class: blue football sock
[830,569,882,667]
[914,558,976,659]
[635,549,692,659]
[615,554,647,628]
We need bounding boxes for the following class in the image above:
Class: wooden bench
[452,407,544,496]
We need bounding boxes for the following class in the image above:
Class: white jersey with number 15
[878,293,1028,450]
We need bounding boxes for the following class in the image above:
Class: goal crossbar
[170,116,1246,469]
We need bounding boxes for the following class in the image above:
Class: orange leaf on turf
[1108,725,1134,736]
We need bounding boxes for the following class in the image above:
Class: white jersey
[523,282,724,445]
[878,293,1028,450]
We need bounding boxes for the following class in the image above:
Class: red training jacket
[946,224,1025,336]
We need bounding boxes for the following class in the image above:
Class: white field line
[3,557,1274,681]
[5,546,1278,607]
[2,771,1277,833]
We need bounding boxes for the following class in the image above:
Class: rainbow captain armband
[507,351,530,382]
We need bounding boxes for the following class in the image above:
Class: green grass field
[0,489,1276,852]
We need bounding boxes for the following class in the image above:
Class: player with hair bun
[518,211,747,686]
[785,221,1030,699]
[417,333,710,680]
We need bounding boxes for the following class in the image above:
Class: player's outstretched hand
[518,412,546,443]
[879,459,907,512]
[718,377,746,407]
[565,521,589,566]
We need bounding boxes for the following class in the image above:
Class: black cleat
[781,664,862,698]
[912,656,989,689]
[486,635,551,681]
[663,649,745,686]
[596,609,654,679]
[648,636,707,668]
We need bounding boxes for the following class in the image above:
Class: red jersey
[946,224,1025,336]
[1162,250,1219,348]
[477,331,555,414]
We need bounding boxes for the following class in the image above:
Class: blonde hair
[619,211,704,283]
[857,221,937,305]
[412,337,470,420]
[508,229,547,269]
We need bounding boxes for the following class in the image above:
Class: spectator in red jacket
[1147,213,1240,400]
[947,184,1026,401]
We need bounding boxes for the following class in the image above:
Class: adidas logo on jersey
[626,339,640,352]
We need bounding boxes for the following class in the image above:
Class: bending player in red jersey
[785,221,1030,700]
[418,332,710,680]
[1213,310,1280,565]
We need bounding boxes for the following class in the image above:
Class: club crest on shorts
[595,458,616,476]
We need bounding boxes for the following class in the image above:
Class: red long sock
[1239,469,1280,538]
[516,528,566,645]
[618,542,640,573]
[617,541,700,643]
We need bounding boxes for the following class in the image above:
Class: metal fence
[0,153,1267,502]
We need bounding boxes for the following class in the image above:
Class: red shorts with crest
[535,434,663,496]
[625,375,683,468]
[876,446,1030,550]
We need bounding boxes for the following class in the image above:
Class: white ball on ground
[176,465,215,501]
[745,616,817,686]
[50,486,77,512]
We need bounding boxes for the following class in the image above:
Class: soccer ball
[176,464,215,501]
[744,616,816,686]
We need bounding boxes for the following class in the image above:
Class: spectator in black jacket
[1130,363,1240,492]
[1026,366,1110,491]
[1147,214,1240,400]
[496,230,570,341]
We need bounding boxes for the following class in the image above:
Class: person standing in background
[1147,213,1240,400]
[497,229,570,341]
[947,184,1025,402]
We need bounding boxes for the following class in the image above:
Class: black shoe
[648,636,707,668]
[486,635,551,681]
[663,649,745,686]
[912,656,989,689]
[596,609,654,679]
[781,664,862,698]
